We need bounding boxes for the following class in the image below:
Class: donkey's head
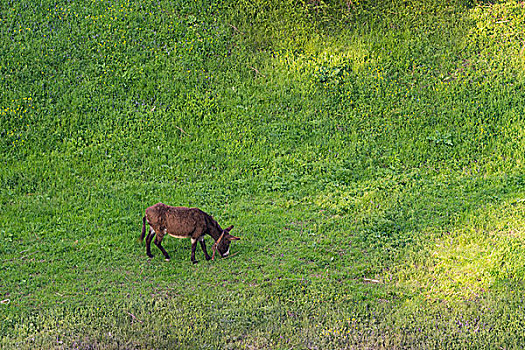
[213,225,240,259]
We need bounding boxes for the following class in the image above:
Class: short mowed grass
[2,0,525,348]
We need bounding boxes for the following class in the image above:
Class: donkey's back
[145,203,212,239]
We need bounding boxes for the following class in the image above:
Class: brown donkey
[140,203,240,263]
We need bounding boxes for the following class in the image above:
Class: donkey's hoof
[147,254,154,259]
[192,260,199,264]
[165,258,170,262]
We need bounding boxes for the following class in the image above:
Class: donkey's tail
[139,215,147,242]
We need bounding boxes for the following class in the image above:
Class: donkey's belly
[167,233,188,239]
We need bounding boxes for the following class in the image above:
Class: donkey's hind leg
[154,230,171,262]
[145,227,156,258]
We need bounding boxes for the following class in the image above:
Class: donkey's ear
[227,234,240,240]
[224,225,234,232]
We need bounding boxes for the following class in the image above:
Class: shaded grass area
[6,285,525,349]
[2,0,525,348]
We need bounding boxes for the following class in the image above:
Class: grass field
[2,0,525,348]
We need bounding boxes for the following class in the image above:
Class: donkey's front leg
[199,238,212,261]
[190,238,199,264]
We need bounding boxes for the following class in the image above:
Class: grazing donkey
[140,203,240,263]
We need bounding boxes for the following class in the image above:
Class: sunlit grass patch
[400,183,525,300]
[466,1,525,73]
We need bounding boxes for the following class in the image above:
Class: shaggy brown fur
[140,203,239,263]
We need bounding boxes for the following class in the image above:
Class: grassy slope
[2,0,525,348]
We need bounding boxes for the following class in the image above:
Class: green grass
[2,0,525,348]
